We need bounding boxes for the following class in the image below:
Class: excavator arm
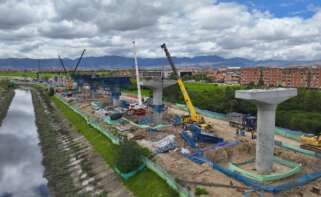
[161,43,203,123]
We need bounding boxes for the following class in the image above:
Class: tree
[116,140,143,173]
[48,87,55,96]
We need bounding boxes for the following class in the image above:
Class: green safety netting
[122,117,172,130]
[114,163,146,180]
[104,116,123,126]
[143,157,191,197]
[91,101,102,110]
[274,140,320,158]
[274,127,303,141]
[228,157,301,183]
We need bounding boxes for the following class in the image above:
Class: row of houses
[206,66,321,88]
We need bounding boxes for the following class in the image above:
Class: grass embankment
[0,80,15,125]
[31,88,80,196]
[51,96,178,197]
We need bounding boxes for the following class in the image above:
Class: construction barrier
[114,163,146,180]
[143,157,192,197]
[228,157,301,182]
[184,143,321,194]
[122,117,172,130]
[275,140,321,159]
[54,95,193,197]
[174,103,226,120]
[274,127,304,141]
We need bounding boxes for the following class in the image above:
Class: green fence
[274,140,321,158]
[55,95,193,197]
[228,157,301,183]
[143,157,192,197]
[274,127,303,141]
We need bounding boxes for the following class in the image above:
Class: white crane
[133,41,143,105]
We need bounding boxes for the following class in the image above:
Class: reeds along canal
[0,89,49,197]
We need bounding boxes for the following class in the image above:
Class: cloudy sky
[0,0,321,60]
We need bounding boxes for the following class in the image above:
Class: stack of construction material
[153,135,177,153]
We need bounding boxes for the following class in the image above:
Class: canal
[0,89,49,197]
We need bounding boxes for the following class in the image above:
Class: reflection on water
[0,89,49,197]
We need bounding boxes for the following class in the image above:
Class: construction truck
[161,43,209,129]
[300,134,321,153]
[226,112,256,139]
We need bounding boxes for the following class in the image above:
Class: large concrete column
[90,83,97,99]
[236,88,297,174]
[141,79,176,124]
[152,88,164,123]
[111,86,121,107]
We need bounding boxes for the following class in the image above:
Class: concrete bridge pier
[141,79,176,124]
[111,86,121,107]
[236,88,297,174]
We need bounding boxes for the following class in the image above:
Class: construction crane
[58,49,86,97]
[128,41,147,116]
[73,49,86,74]
[161,43,209,129]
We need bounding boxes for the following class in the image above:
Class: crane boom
[73,49,86,73]
[58,55,68,75]
[161,43,201,123]
[133,41,143,105]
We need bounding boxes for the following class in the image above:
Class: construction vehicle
[58,49,86,97]
[300,134,321,153]
[226,112,256,138]
[226,112,256,131]
[161,43,209,129]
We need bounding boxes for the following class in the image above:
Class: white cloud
[0,0,320,61]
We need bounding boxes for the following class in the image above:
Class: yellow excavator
[300,134,321,153]
[161,43,210,129]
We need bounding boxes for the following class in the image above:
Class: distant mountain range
[0,55,320,70]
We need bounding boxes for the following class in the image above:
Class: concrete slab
[141,79,176,89]
[235,88,297,104]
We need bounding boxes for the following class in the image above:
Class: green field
[0,71,58,79]
[52,96,178,197]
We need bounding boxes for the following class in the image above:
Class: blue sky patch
[218,0,321,19]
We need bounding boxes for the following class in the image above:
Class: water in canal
[0,89,49,197]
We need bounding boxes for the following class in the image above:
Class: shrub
[48,87,55,96]
[195,187,208,196]
[116,140,143,173]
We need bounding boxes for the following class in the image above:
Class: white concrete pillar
[111,86,121,107]
[153,88,162,106]
[236,88,297,174]
[255,103,277,173]
[141,79,176,124]
[152,88,163,124]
